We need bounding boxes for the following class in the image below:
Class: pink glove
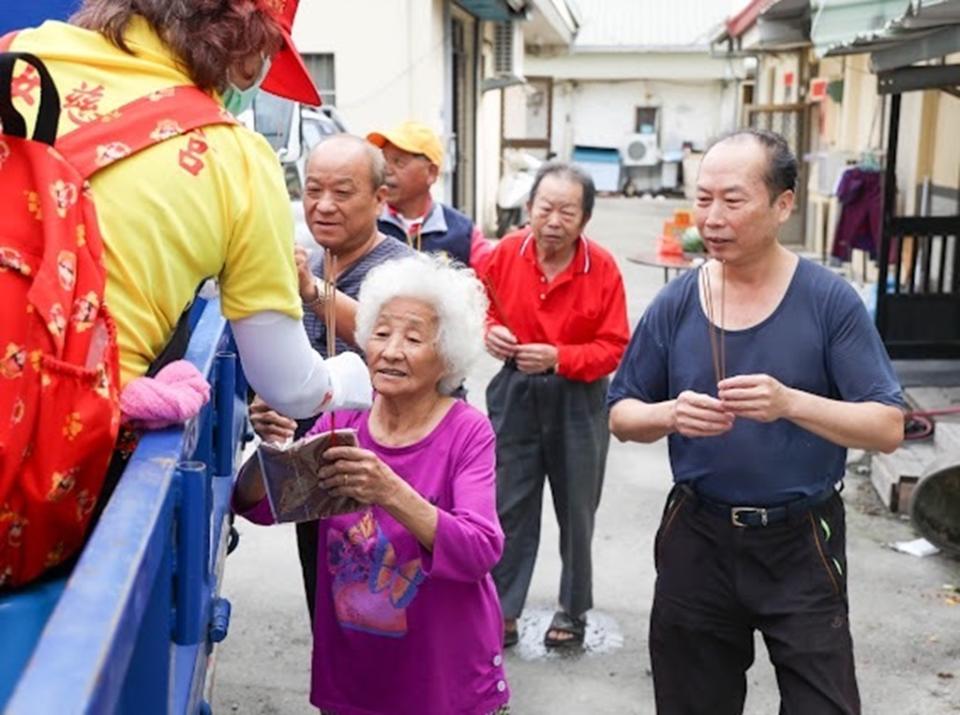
[120,360,211,429]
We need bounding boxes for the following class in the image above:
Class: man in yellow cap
[367,121,493,272]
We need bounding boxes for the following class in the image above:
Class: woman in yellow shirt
[6,0,370,416]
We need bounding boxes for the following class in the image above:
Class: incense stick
[702,265,719,385]
[701,261,726,387]
[719,260,726,382]
[324,250,338,439]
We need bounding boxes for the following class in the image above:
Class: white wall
[527,49,743,159]
[293,0,447,137]
[838,54,882,153]
[293,0,508,227]
[525,50,741,81]
[933,92,960,190]
[756,53,801,105]
[549,79,729,159]
[292,0,450,198]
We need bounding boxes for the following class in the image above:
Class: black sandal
[543,610,586,648]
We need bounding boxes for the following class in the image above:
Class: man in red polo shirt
[482,162,629,648]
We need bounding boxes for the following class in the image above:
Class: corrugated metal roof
[819,0,960,68]
[810,0,911,54]
[571,0,731,51]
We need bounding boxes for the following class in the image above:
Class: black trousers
[487,366,610,620]
[650,485,861,715]
[297,519,319,622]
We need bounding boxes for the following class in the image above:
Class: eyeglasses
[383,152,429,170]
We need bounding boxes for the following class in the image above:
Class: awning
[714,0,960,62]
[811,0,910,56]
[757,0,811,49]
[818,0,960,72]
[712,0,810,53]
[456,0,525,22]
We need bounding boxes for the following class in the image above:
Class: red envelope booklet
[258,428,363,523]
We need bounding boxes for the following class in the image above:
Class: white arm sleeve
[230,311,372,419]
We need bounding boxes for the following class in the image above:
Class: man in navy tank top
[608,129,904,715]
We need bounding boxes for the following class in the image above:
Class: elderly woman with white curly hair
[234,253,511,715]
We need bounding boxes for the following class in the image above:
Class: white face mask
[222,56,272,116]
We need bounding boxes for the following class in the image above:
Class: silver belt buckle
[731,507,768,527]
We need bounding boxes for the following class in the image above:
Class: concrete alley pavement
[212,197,960,715]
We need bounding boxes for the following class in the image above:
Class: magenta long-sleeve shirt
[236,401,510,715]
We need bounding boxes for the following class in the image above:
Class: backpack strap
[1,33,60,145]
[55,85,236,179]
[0,51,60,145]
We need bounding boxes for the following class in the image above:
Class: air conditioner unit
[621,133,660,167]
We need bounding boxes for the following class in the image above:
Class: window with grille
[635,106,659,135]
[302,53,336,106]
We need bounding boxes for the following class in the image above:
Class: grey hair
[354,254,488,395]
[528,160,596,223]
[310,134,386,192]
[706,128,798,203]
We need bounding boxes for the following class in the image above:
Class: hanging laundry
[831,167,883,261]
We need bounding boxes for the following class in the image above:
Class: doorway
[449,5,478,216]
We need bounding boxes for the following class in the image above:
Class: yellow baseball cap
[367,121,444,168]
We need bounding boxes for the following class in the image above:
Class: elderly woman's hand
[319,445,405,506]
[250,395,297,445]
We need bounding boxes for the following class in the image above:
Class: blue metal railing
[1,297,250,714]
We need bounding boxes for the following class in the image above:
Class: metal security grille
[876,91,960,358]
[743,103,809,243]
[302,53,336,106]
[743,103,804,159]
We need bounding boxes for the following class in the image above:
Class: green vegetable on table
[682,226,704,254]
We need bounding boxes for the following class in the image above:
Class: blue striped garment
[302,235,415,359]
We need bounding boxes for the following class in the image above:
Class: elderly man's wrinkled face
[365,297,446,398]
[304,140,385,254]
[694,138,793,265]
[382,143,437,209]
[528,174,586,257]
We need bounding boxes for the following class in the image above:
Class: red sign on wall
[809,77,828,102]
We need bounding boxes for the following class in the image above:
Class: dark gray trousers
[486,366,610,620]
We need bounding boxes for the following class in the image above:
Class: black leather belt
[683,484,838,528]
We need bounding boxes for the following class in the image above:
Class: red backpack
[0,43,235,588]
